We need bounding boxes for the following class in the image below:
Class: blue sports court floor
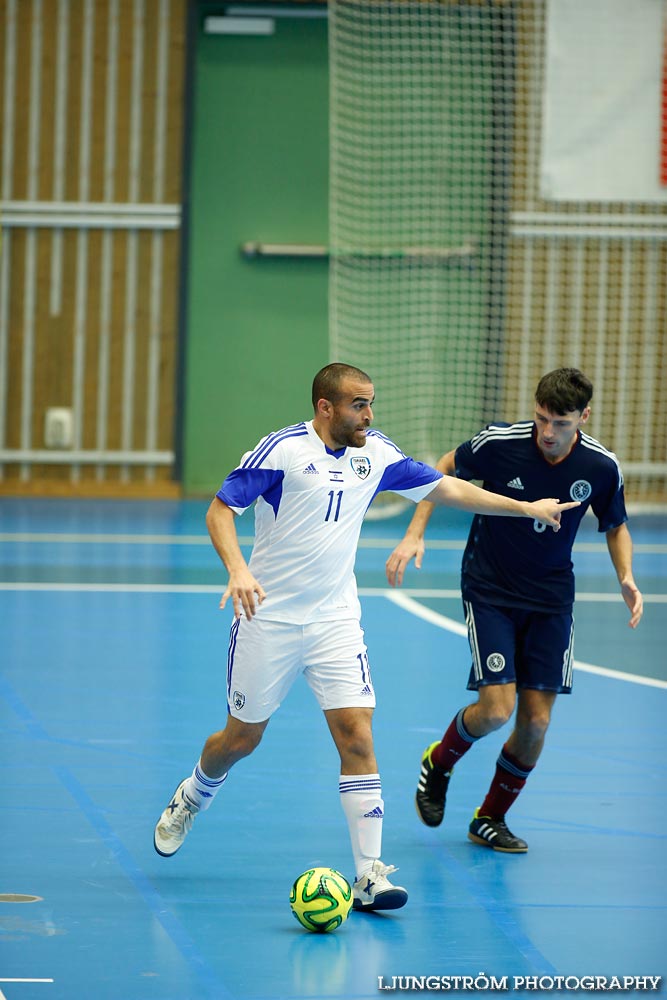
[1,498,665,1000]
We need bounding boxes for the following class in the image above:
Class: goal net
[328,0,667,507]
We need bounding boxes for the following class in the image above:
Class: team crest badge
[350,456,371,480]
[232,690,246,711]
[570,480,592,502]
[486,653,506,673]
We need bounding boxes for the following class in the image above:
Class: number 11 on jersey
[325,490,343,522]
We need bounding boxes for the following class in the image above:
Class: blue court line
[424,840,560,977]
[0,672,233,1000]
[520,814,667,841]
[0,674,48,740]
[0,678,163,764]
[53,765,231,999]
[511,902,666,911]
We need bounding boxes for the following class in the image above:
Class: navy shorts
[463,599,575,694]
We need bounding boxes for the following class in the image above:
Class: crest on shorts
[486,653,506,673]
[350,456,371,480]
[570,479,592,502]
[232,690,246,711]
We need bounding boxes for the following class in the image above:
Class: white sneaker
[352,860,408,911]
[153,779,200,857]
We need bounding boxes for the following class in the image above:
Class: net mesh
[329,0,667,507]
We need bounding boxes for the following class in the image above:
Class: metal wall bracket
[240,241,477,262]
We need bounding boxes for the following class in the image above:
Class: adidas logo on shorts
[507,477,524,490]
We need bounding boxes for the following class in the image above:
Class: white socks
[339,773,384,879]
[183,759,227,811]
[182,765,383,880]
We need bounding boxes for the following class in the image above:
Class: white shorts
[225,616,375,723]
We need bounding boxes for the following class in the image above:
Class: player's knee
[340,728,373,761]
[237,729,263,757]
[206,721,264,761]
[333,720,373,763]
[475,691,515,732]
[483,707,513,732]
[516,713,550,744]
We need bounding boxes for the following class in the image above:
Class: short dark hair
[535,368,593,415]
[311,363,372,410]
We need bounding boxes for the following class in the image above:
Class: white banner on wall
[541,0,667,203]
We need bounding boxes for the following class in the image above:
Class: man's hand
[220,567,266,620]
[528,498,580,531]
[621,579,643,629]
[385,535,425,588]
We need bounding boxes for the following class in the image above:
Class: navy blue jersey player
[386,368,643,853]
[153,363,579,909]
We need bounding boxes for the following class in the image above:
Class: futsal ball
[289,867,353,933]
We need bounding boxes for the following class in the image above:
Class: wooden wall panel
[504,241,667,502]
[501,0,667,504]
[2,0,664,501]
[0,0,185,495]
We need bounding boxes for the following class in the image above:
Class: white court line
[0,532,665,554]
[0,532,212,545]
[0,983,53,999]
[0,582,224,593]
[0,581,663,687]
[1,583,666,604]
[385,590,667,690]
[377,588,667,604]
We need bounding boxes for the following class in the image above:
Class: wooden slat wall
[0,0,186,495]
[504,0,667,504]
[505,238,667,497]
[2,0,664,502]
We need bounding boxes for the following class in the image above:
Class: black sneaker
[415,741,452,827]
[467,808,528,853]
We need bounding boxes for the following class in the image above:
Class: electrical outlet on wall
[44,407,73,449]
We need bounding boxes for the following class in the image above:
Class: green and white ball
[289,867,353,932]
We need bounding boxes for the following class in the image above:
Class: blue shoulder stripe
[241,423,308,470]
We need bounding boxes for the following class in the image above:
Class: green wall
[183,8,330,495]
[181,4,508,493]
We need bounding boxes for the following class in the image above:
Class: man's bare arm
[386,451,579,588]
[606,522,643,629]
[206,497,266,619]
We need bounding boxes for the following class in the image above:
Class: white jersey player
[153,363,579,911]
[219,418,443,625]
